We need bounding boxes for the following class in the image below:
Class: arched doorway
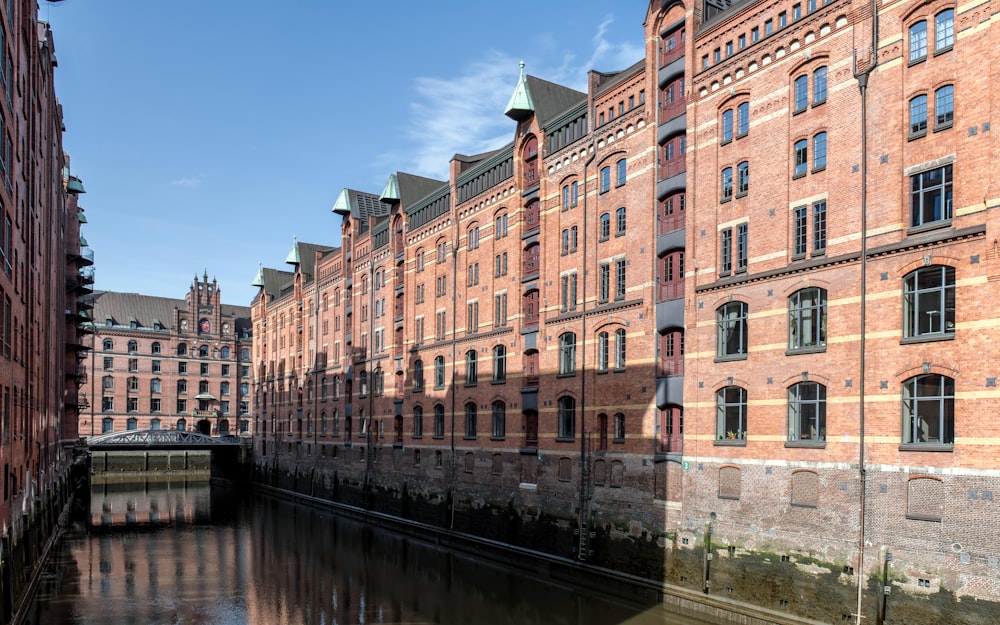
[196,419,211,435]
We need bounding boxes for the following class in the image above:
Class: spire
[504,61,534,121]
[331,188,351,215]
[285,236,300,265]
[380,173,400,204]
[251,262,265,288]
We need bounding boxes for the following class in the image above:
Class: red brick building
[85,275,252,438]
[251,0,1000,621]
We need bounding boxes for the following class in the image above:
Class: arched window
[103,338,113,351]
[127,340,138,353]
[176,418,187,432]
[909,20,927,62]
[599,213,611,241]
[151,342,161,354]
[150,378,162,393]
[359,370,369,397]
[615,207,626,235]
[465,402,477,438]
[321,377,328,400]
[177,380,187,394]
[616,158,627,186]
[902,374,954,446]
[559,333,576,375]
[492,345,506,382]
[413,405,423,437]
[716,386,747,441]
[413,359,425,391]
[909,94,928,136]
[788,382,826,442]
[903,265,955,338]
[613,413,626,442]
[465,350,477,385]
[220,346,230,359]
[935,10,954,52]
[717,302,748,357]
[597,331,609,372]
[199,345,209,357]
[434,356,446,389]
[557,396,576,439]
[522,135,538,186]
[492,400,505,438]
[788,287,827,350]
[615,328,627,370]
[177,343,187,356]
[721,166,733,201]
[102,417,114,433]
[333,376,341,399]
[126,417,138,431]
[434,404,445,437]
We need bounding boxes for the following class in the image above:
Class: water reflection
[27,479,716,625]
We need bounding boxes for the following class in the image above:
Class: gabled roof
[283,239,336,281]
[396,172,447,206]
[504,63,586,128]
[331,188,391,219]
[92,291,251,335]
[255,267,294,303]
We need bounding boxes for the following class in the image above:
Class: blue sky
[43,1,645,305]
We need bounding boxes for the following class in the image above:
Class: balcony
[657,280,685,301]
[658,98,686,125]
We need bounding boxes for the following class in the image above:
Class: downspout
[579,95,598,540]
[449,235,459,529]
[853,3,879,622]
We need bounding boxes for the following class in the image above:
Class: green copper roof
[77,210,88,223]
[379,173,400,203]
[284,236,300,265]
[251,262,265,288]
[331,188,351,215]
[504,61,534,121]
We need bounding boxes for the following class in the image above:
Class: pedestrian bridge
[87,429,243,451]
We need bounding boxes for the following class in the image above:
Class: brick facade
[251,0,1000,621]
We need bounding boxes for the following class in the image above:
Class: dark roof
[524,75,586,128]
[92,291,251,335]
[397,172,447,206]
[256,267,294,302]
[592,59,646,95]
[291,241,337,280]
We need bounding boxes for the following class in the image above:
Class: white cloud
[385,17,643,181]
[169,176,203,188]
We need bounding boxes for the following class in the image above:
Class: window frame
[788,287,828,352]
[558,332,576,375]
[909,164,952,230]
[716,386,748,443]
[787,381,827,444]
[901,374,954,448]
[909,20,928,63]
[716,301,748,359]
[902,265,955,340]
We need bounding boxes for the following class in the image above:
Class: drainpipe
[578,90,598,547]
[853,3,879,622]
[449,237,459,529]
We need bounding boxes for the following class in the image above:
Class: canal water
[24,477,721,625]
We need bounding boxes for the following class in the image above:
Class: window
[600,166,611,192]
[813,67,827,105]
[789,288,827,350]
[413,405,423,437]
[102,397,114,412]
[902,374,954,446]
[736,223,748,272]
[413,359,424,391]
[102,417,114,433]
[613,413,625,442]
[599,213,611,241]
[464,402,477,438]
[177,380,187,394]
[558,396,576,439]
[793,139,808,177]
[152,360,162,374]
[721,109,733,143]
[614,328,626,370]
[779,11,787,28]
[716,386,747,441]
[128,340,138,353]
[616,159,627,186]
[615,259,626,299]
[788,382,826,442]
[910,164,952,228]
[614,208,626,236]
[434,355,445,389]
[493,345,506,382]
[151,342,161,354]
[814,201,827,252]
[560,273,577,311]
[465,350,477,385]
[934,85,953,129]
[434,404,445,437]
[128,376,139,392]
[812,132,827,170]
[720,228,733,275]
[599,263,610,302]
[468,226,480,250]
[737,102,749,136]
[200,363,209,376]
[151,378,162,393]
[126,417,138,431]
[721,167,733,202]
[903,265,955,338]
[597,331,609,372]
[177,361,187,375]
[127,397,138,413]
[751,27,759,43]
[717,302,748,358]
[221,381,230,396]
[220,346,230,359]
[793,75,808,112]
[765,19,773,35]
[103,357,113,371]
[495,212,508,237]
[909,95,928,136]
[794,206,808,257]
[909,21,927,62]
[559,332,576,375]
[792,3,801,20]
[492,401,505,438]
[736,161,749,196]
[935,10,954,52]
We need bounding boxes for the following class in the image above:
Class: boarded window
[593,459,606,486]
[464,452,475,473]
[790,470,819,507]
[719,466,741,499]
[610,460,624,488]
[907,477,943,521]
[558,457,572,481]
[491,453,503,475]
